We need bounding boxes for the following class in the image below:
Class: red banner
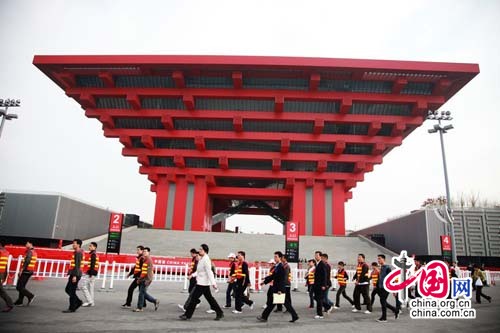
[109,213,124,232]
[440,235,451,251]
[286,221,299,241]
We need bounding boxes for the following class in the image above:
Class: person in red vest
[81,242,99,307]
[0,239,14,312]
[63,239,84,313]
[305,259,316,308]
[178,248,201,311]
[334,261,354,309]
[370,262,381,307]
[122,245,145,308]
[352,253,372,314]
[133,247,160,312]
[223,253,237,308]
[232,251,254,313]
[14,240,37,307]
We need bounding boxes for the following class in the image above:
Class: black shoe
[214,314,224,321]
[290,317,299,323]
[75,301,83,311]
[27,296,36,306]
[257,316,267,322]
[179,315,189,320]
[14,301,23,307]
[395,309,399,319]
[488,297,492,303]
[62,309,75,313]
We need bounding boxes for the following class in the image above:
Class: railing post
[101,261,108,289]
[3,255,12,286]
[12,255,23,286]
[249,267,256,291]
[183,264,189,291]
[109,261,116,289]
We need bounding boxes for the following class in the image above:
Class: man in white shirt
[180,244,224,321]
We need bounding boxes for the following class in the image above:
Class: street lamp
[0,98,21,139]
[426,110,457,263]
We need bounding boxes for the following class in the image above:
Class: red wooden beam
[206,175,216,187]
[172,71,185,88]
[174,155,185,168]
[313,118,324,134]
[334,141,346,154]
[161,115,174,130]
[218,156,229,169]
[309,73,320,91]
[104,128,403,146]
[79,93,96,108]
[119,135,132,147]
[232,71,243,89]
[391,122,406,137]
[183,95,195,110]
[392,78,408,94]
[317,160,327,173]
[208,187,292,199]
[55,72,76,89]
[122,147,383,164]
[281,138,290,153]
[433,78,452,95]
[98,72,114,87]
[340,97,352,114]
[138,154,149,166]
[194,136,205,151]
[127,93,141,110]
[141,135,154,149]
[100,114,114,128]
[140,166,364,181]
[412,100,428,116]
[372,142,385,155]
[233,116,243,132]
[84,108,425,127]
[275,96,284,112]
[272,158,281,171]
[354,161,365,173]
[368,121,381,136]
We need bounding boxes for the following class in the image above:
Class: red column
[332,181,346,236]
[172,175,188,230]
[291,180,306,236]
[153,176,169,228]
[191,177,208,231]
[312,180,326,236]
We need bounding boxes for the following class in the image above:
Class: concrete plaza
[1,279,499,333]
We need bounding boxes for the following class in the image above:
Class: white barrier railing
[4,256,499,290]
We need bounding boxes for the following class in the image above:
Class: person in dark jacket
[81,242,99,307]
[313,251,331,318]
[232,251,254,313]
[376,254,399,322]
[63,239,84,313]
[14,240,37,307]
[321,253,334,311]
[257,251,298,323]
[352,253,372,314]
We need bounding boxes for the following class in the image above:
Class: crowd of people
[0,239,494,323]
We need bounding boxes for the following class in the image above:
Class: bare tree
[468,191,480,208]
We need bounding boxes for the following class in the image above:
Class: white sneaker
[262,304,267,309]
[206,309,216,314]
[352,305,355,308]
[326,308,333,314]
[314,315,324,319]
[232,310,242,314]
[177,304,185,312]
[364,310,371,314]
[82,303,91,307]
[352,309,359,313]
[333,306,340,309]
[196,304,200,309]
[249,303,254,310]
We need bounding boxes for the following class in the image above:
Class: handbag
[475,278,483,287]
[273,293,285,304]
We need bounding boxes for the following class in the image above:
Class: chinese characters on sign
[285,221,299,263]
[106,213,124,254]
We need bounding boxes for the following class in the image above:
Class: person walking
[370,262,381,307]
[223,253,237,308]
[81,242,99,307]
[305,259,316,308]
[179,244,223,321]
[334,261,354,309]
[321,253,334,311]
[0,240,14,312]
[14,240,37,307]
[232,251,254,313]
[472,264,492,304]
[178,249,200,311]
[257,251,298,323]
[122,245,146,308]
[376,254,399,322]
[313,251,331,318]
[352,253,372,314]
[133,247,160,312]
[63,239,84,313]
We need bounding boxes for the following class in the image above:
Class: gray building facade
[353,207,500,258]
[0,191,111,241]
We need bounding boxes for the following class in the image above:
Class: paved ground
[1,279,499,333]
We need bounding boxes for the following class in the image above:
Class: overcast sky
[1,0,499,235]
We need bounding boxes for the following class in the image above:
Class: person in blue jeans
[134,247,160,312]
[224,253,237,308]
[321,253,334,310]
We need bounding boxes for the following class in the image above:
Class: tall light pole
[0,98,21,139]
[427,110,457,263]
